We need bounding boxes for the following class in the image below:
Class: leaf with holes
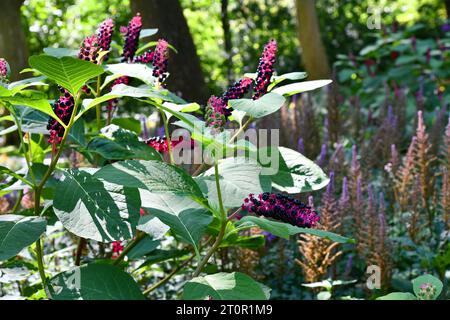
[52,169,141,243]
[140,191,212,256]
[0,215,47,261]
[94,159,204,200]
[29,55,104,97]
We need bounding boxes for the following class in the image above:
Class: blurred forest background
[1,0,450,299]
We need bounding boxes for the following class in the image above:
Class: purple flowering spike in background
[0,58,10,82]
[253,39,277,99]
[242,192,320,228]
[78,35,100,63]
[122,13,142,62]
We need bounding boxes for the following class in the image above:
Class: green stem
[12,190,23,213]
[143,253,196,295]
[32,91,82,296]
[192,161,228,277]
[160,110,174,165]
[112,232,145,266]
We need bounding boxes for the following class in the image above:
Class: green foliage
[183,272,270,300]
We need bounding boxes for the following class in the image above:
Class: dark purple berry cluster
[253,39,277,99]
[242,192,320,228]
[97,18,114,61]
[145,136,184,152]
[78,35,100,63]
[152,39,169,83]
[222,77,253,103]
[47,87,74,144]
[0,58,9,82]
[121,13,142,62]
[133,50,155,64]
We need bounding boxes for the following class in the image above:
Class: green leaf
[140,192,212,256]
[2,96,65,127]
[272,80,332,96]
[8,76,48,96]
[0,166,33,187]
[264,147,329,194]
[28,55,104,97]
[0,215,47,261]
[47,264,145,300]
[412,274,443,300]
[268,71,308,90]
[111,117,142,134]
[69,118,86,146]
[239,216,354,243]
[87,125,161,161]
[140,28,158,39]
[183,272,270,300]
[377,292,417,300]
[53,169,141,242]
[43,47,79,58]
[137,249,190,270]
[137,214,170,240]
[195,157,270,209]
[126,237,160,260]
[103,63,156,87]
[229,92,286,118]
[94,159,204,200]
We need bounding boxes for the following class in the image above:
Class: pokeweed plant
[0,14,353,300]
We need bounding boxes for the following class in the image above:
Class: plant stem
[192,161,228,277]
[74,238,86,266]
[160,110,174,165]
[227,207,242,220]
[143,254,196,295]
[32,91,82,296]
[112,232,145,266]
[12,190,23,213]
[192,117,254,177]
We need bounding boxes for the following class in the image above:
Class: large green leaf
[238,216,355,243]
[271,80,332,97]
[47,264,145,300]
[94,160,204,200]
[28,55,104,97]
[2,96,65,127]
[53,169,141,242]
[137,214,170,240]
[377,292,417,300]
[87,125,161,161]
[412,274,443,300]
[0,215,47,261]
[140,191,212,256]
[264,147,329,194]
[195,157,270,209]
[183,272,270,300]
[229,92,286,118]
[7,76,48,96]
[268,71,308,90]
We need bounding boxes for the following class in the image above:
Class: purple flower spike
[122,13,142,62]
[97,18,114,58]
[133,50,155,64]
[205,96,228,132]
[0,58,10,82]
[152,39,169,83]
[47,87,75,144]
[242,192,320,228]
[253,39,277,99]
[223,77,253,103]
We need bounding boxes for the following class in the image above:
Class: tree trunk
[295,0,331,80]
[446,0,450,19]
[221,0,233,85]
[130,0,210,104]
[0,0,28,81]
